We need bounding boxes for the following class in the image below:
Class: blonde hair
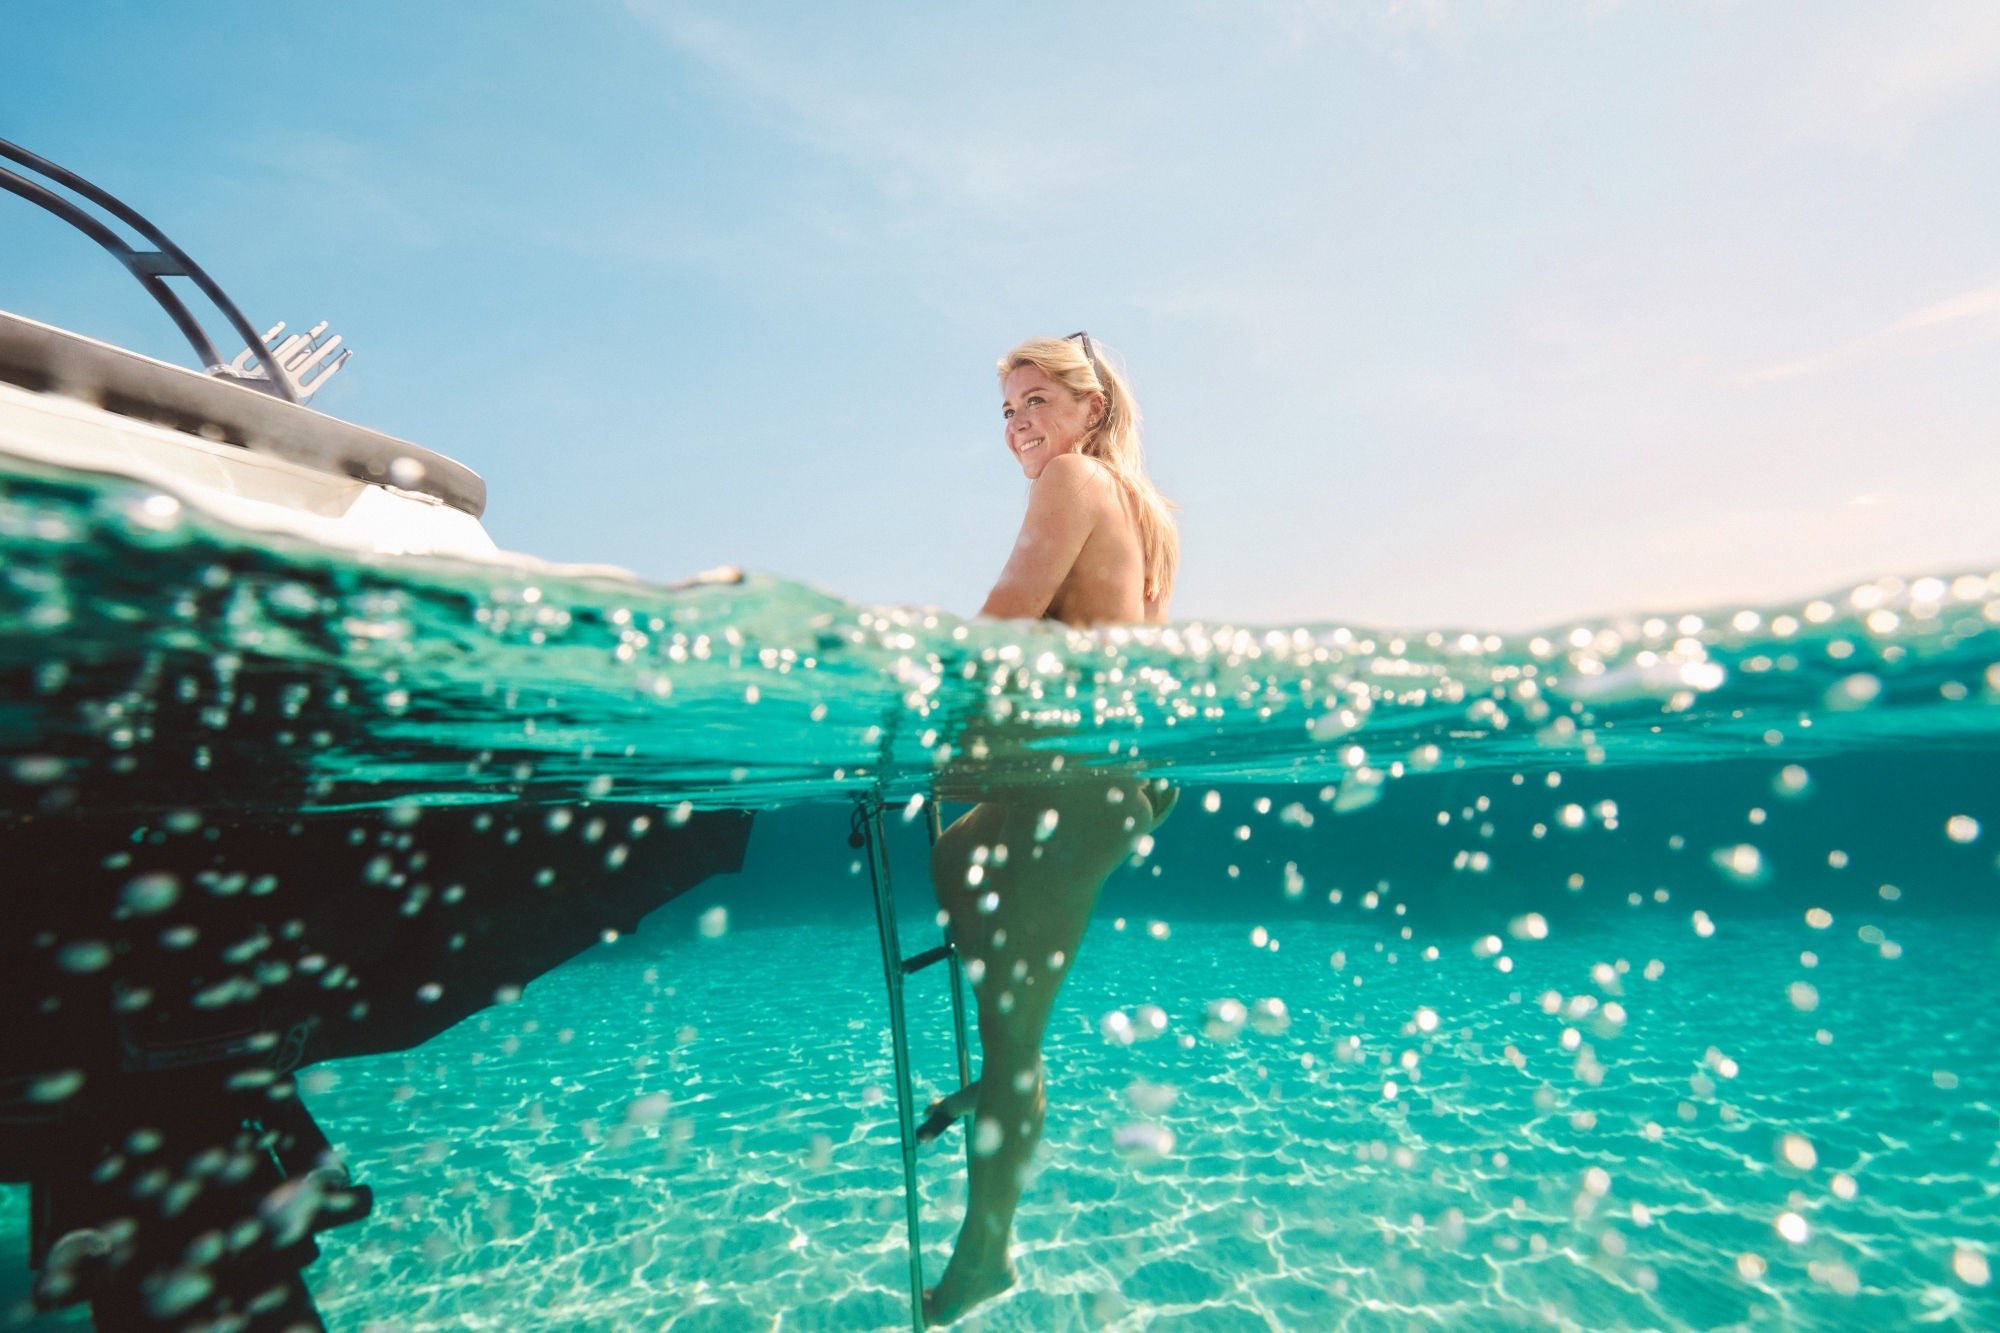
[997,335,1180,605]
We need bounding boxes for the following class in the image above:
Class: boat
[0,137,754,1330]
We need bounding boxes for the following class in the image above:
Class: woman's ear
[1088,392,1108,429]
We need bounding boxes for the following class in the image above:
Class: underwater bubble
[1201,790,1221,814]
[1414,1008,1439,1034]
[29,1070,84,1102]
[122,492,183,531]
[1250,998,1290,1035]
[1508,913,1550,941]
[1945,815,1980,844]
[1779,1134,1818,1170]
[1202,999,1247,1041]
[1309,708,1361,739]
[1774,765,1811,798]
[1711,844,1766,883]
[1100,1010,1136,1045]
[1823,673,1881,710]
[119,873,180,916]
[1132,1005,1168,1040]
[1124,1079,1177,1115]
[1034,809,1059,842]
[11,755,66,784]
[1112,1123,1174,1158]
[1788,981,1820,1012]
[1333,773,1383,813]
[1831,1173,1857,1200]
[1691,911,1716,938]
[972,1118,1004,1157]
[696,906,728,939]
[626,1093,670,1125]
[1776,1212,1810,1244]
[1805,907,1833,929]
[1953,1248,1991,1287]
[57,941,111,973]
[1737,1252,1769,1281]
[146,1267,213,1318]
[1282,862,1306,898]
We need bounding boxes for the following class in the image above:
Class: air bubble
[119,873,180,916]
[58,941,111,973]
[1250,997,1290,1035]
[1112,1123,1174,1158]
[1202,999,1247,1041]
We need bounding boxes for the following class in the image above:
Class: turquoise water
[3,455,1998,1330]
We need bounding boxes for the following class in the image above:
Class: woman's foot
[922,1255,1016,1326]
[917,1080,982,1144]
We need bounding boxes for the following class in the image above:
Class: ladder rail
[859,795,975,1333]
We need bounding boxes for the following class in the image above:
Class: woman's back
[1040,457,1168,628]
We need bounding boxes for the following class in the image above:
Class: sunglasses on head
[1065,330,1102,381]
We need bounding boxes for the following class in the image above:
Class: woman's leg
[924,779,1155,1324]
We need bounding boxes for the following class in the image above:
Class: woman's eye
[1002,408,1013,420]
[1027,396,1044,407]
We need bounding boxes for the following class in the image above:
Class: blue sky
[3,1,1995,629]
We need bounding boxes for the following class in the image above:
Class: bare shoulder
[1035,453,1110,488]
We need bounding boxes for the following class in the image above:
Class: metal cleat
[226,319,351,402]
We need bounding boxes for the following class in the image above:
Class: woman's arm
[978,454,1101,619]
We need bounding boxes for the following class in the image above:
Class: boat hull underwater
[1,138,754,1329]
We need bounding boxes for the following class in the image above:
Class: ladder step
[900,943,953,975]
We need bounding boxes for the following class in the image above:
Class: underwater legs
[924,779,1157,1325]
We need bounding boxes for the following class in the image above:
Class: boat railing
[0,136,340,404]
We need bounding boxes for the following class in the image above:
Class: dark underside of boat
[1,636,753,1329]
[2,794,751,1329]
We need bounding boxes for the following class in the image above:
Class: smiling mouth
[1017,438,1044,457]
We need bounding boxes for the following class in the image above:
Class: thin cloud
[1735,279,2000,385]
[617,2,1101,218]
[1768,2,2000,157]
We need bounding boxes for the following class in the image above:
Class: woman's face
[1001,364,1100,480]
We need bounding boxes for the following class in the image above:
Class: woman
[923,333,1179,1324]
